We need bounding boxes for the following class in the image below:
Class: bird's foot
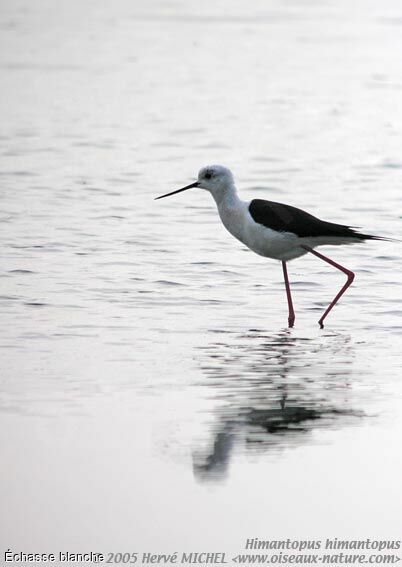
[288,317,295,328]
[318,320,324,329]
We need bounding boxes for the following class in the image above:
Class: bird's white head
[197,165,234,196]
[155,164,236,202]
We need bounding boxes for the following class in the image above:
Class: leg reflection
[193,329,361,482]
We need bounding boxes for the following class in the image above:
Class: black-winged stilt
[155,165,388,328]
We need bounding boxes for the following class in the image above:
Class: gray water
[1,0,401,556]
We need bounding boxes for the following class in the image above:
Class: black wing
[248,199,379,240]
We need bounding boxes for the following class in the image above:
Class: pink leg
[301,245,355,328]
[282,261,295,327]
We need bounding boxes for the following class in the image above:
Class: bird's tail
[354,232,398,242]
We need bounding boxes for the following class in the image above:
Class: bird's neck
[211,184,241,209]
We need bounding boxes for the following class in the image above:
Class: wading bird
[155,165,387,328]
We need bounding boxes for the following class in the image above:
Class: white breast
[217,199,304,261]
[217,200,249,244]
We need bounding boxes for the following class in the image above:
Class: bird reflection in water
[193,329,362,481]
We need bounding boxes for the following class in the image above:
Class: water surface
[1,0,401,554]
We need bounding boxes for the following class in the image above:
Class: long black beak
[155,181,199,200]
